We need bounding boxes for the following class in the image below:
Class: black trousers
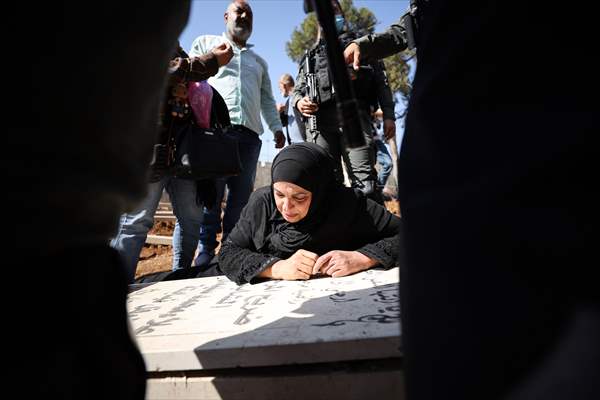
[396,1,598,399]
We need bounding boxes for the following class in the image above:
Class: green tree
[285,0,412,97]
[383,53,413,97]
[286,12,319,64]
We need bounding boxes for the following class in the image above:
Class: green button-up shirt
[189,33,282,136]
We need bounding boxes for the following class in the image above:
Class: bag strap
[164,67,190,165]
[209,90,221,130]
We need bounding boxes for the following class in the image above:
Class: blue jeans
[375,139,393,187]
[110,176,203,282]
[173,126,262,266]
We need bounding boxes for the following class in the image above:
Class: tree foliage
[383,53,413,97]
[285,0,413,97]
[286,12,319,63]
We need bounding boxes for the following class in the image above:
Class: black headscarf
[268,142,341,253]
[226,142,398,260]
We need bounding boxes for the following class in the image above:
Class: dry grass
[136,245,174,278]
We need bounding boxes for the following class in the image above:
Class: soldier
[292,0,395,201]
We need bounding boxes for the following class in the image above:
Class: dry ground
[135,199,400,279]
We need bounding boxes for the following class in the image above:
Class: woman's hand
[313,250,378,278]
[270,249,319,280]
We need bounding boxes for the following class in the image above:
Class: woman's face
[273,181,312,223]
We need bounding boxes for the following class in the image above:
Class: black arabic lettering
[135,317,180,335]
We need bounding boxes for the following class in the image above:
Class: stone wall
[254,160,272,190]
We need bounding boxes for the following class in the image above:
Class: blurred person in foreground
[344,1,598,399]
[22,1,193,398]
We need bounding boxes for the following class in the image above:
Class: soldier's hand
[274,130,285,148]
[383,119,396,141]
[297,96,319,116]
[344,42,361,71]
[211,42,233,67]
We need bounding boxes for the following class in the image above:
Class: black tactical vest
[311,32,376,107]
[312,42,333,104]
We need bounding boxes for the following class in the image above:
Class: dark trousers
[308,105,377,192]
[192,125,262,264]
[397,1,598,398]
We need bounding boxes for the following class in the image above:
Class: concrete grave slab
[128,267,402,372]
[145,360,404,400]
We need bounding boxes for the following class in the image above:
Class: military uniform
[292,31,394,197]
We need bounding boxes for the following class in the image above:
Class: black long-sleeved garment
[219,186,401,285]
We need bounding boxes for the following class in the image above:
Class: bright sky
[179,0,412,162]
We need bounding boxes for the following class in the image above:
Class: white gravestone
[128,267,401,372]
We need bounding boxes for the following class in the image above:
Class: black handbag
[171,122,242,180]
[169,83,242,180]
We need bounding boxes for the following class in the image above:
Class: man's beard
[227,20,252,42]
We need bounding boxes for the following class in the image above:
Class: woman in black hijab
[219,142,401,284]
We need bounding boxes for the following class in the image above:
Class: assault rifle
[303,0,365,148]
[304,49,320,140]
[401,0,419,49]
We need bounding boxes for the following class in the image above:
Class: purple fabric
[188,81,213,128]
